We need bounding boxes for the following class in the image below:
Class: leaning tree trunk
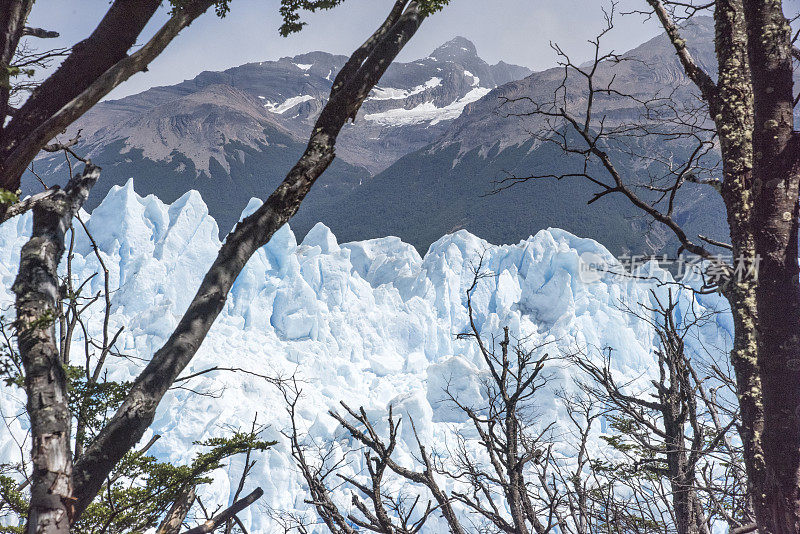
[13,165,100,534]
[67,1,427,523]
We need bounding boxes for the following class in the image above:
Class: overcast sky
[26,0,800,100]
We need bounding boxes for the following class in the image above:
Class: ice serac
[0,184,732,532]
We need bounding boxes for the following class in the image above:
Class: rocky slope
[292,17,732,256]
[28,20,757,256]
[67,37,529,175]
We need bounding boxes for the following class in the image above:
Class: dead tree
[496,1,800,529]
[572,289,749,534]
[9,1,439,532]
[284,263,742,533]
[280,376,357,534]
[442,266,555,534]
[529,390,680,534]
[282,266,568,534]
[533,392,626,534]
[283,270,747,534]
[279,375,447,534]
[279,371,470,533]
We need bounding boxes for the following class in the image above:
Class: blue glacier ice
[0,179,734,532]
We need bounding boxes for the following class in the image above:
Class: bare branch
[181,488,263,534]
[645,0,718,107]
[21,27,58,39]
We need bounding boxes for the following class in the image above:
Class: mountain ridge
[52,36,530,175]
[26,23,740,255]
[25,36,534,235]
[286,17,733,256]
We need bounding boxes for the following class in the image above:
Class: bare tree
[571,289,751,534]
[523,388,682,534]
[495,0,800,528]
[281,267,561,534]
[278,374,452,534]
[441,265,554,534]
[282,265,757,534]
[8,1,442,532]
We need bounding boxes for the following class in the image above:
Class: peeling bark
[13,164,100,534]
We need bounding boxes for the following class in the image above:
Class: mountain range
[26,21,739,255]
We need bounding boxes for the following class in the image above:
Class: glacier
[0,180,734,532]
[363,87,492,126]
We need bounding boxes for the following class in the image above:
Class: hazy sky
[26,0,800,100]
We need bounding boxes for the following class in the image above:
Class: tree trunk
[506,410,530,534]
[0,0,159,175]
[156,486,196,534]
[13,165,100,534]
[665,400,693,534]
[0,0,35,126]
[711,2,771,528]
[742,1,800,531]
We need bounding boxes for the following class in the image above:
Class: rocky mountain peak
[430,36,479,61]
[29,34,534,234]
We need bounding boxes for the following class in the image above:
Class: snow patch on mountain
[0,183,732,532]
[264,94,316,114]
[364,87,492,126]
[369,77,443,101]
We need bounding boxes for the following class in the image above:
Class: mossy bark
[713,0,800,530]
[743,1,800,531]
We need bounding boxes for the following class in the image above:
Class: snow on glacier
[369,77,443,101]
[364,87,492,126]
[0,180,734,532]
